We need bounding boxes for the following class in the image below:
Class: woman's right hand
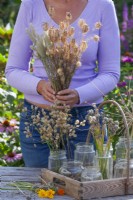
[36,80,56,103]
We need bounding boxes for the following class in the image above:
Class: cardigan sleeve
[5,0,41,95]
[75,0,120,104]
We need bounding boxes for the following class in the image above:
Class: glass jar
[81,166,102,182]
[59,160,83,180]
[95,151,113,179]
[115,137,133,161]
[74,142,95,167]
[114,159,133,178]
[103,143,113,156]
[109,143,113,156]
[115,137,128,161]
[48,150,67,173]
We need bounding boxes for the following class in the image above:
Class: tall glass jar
[115,137,128,161]
[95,151,113,179]
[59,160,83,181]
[81,166,102,182]
[48,150,67,173]
[74,142,95,167]
[115,137,133,161]
[114,159,133,178]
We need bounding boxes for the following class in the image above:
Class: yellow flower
[46,189,55,199]
[37,189,47,198]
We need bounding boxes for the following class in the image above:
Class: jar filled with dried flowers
[85,103,120,179]
[95,150,113,179]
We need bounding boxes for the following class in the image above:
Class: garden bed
[41,168,133,200]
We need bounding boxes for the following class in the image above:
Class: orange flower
[57,188,65,195]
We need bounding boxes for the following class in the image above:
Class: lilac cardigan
[5,0,120,106]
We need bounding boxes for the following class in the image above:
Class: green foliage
[0,0,20,26]
[0,71,24,166]
[0,26,13,73]
[0,72,24,119]
[0,130,24,167]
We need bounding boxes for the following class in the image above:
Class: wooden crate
[41,168,133,200]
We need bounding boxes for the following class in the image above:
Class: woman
[5,0,120,167]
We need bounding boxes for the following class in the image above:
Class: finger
[47,85,56,95]
[57,89,71,95]
[42,87,55,101]
[43,95,55,103]
[46,92,56,101]
[56,94,73,101]
[41,91,55,103]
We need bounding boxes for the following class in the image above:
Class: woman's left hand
[56,89,80,107]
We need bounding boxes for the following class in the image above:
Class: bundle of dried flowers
[85,104,120,179]
[85,104,120,155]
[24,103,82,151]
[27,9,101,93]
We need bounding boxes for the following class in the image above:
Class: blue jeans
[19,100,97,168]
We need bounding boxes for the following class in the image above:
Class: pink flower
[0,119,18,133]
[121,56,133,63]
[3,152,23,163]
[120,34,126,41]
[124,75,133,80]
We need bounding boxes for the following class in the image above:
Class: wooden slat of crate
[41,168,82,199]
[81,179,126,199]
[41,169,133,200]
[128,178,133,194]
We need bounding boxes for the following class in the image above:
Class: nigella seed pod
[66,12,72,21]
[76,61,82,68]
[93,35,100,42]
[62,30,68,37]
[50,36,57,43]
[48,28,55,38]
[80,40,88,52]
[61,36,66,43]
[42,22,49,31]
[73,46,79,54]
[95,22,102,29]
[78,19,86,28]
[55,29,60,38]
[48,6,55,17]
[59,21,65,30]
[68,27,75,37]
[57,68,64,76]
[70,38,76,45]
[81,24,89,33]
